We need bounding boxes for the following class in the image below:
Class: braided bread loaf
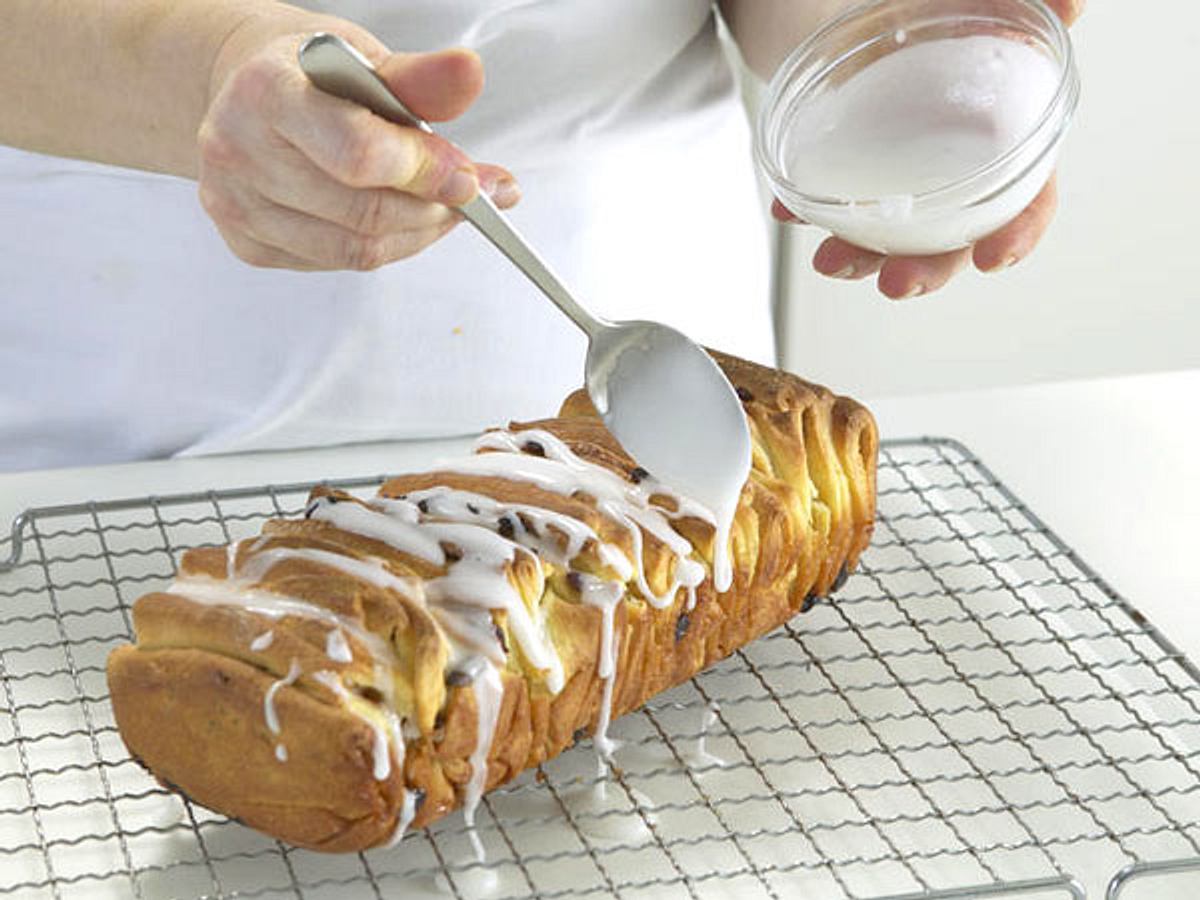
[106,351,878,852]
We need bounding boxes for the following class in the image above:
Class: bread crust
[106,353,878,851]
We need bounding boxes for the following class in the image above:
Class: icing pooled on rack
[684,702,726,771]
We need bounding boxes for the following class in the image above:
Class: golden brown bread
[106,351,878,851]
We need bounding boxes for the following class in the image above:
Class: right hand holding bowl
[757,0,1084,298]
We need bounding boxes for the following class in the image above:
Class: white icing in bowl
[755,0,1080,255]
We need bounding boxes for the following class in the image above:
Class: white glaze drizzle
[312,670,401,782]
[578,575,624,761]
[168,576,395,670]
[428,600,506,667]
[325,627,353,663]
[307,495,566,693]
[406,486,633,579]
[463,657,504,864]
[422,525,563,693]
[309,497,444,565]
[467,429,717,603]
[386,787,421,848]
[264,659,302,761]
[236,545,422,601]
[177,423,742,840]
[250,630,274,652]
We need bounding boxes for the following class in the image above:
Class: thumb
[1045,0,1085,26]
[376,48,485,123]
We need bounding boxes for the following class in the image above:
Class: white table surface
[3,367,1198,666]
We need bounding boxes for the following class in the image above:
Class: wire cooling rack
[1,437,1198,900]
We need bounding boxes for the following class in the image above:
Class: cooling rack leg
[1106,857,1200,900]
[1,510,30,574]
[872,875,1086,899]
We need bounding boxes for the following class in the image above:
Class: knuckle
[347,190,393,237]
[196,124,242,170]
[225,56,277,109]
[392,133,435,191]
[218,52,295,126]
[335,120,393,187]
[197,182,243,227]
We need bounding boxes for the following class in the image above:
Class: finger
[254,144,519,235]
[375,48,485,123]
[973,175,1059,272]
[771,198,805,223]
[812,236,886,280]
[476,163,522,209]
[250,141,459,236]
[1044,0,1085,26]
[266,68,479,203]
[877,247,973,299]
[217,227,323,271]
[247,191,461,270]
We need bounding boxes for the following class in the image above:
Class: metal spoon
[298,33,751,524]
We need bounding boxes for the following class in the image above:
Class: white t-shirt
[0,0,772,472]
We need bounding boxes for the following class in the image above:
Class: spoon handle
[298,32,601,337]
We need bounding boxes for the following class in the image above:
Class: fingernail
[439,167,478,206]
[830,265,856,279]
[898,283,926,299]
[983,254,1019,273]
[487,177,521,208]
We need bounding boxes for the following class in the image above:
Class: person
[0,0,1083,472]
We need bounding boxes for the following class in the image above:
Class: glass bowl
[754,0,1080,256]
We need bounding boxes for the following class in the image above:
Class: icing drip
[462,657,504,864]
[422,532,562,692]
[687,702,726,770]
[578,575,624,761]
[249,630,274,652]
[325,628,353,663]
[709,516,735,597]
[428,600,506,666]
[312,670,401,782]
[264,659,302,761]
[386,787,420,848]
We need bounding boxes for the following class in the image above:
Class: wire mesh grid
[1,437,1198,900]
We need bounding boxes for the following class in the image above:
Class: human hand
[197,28,517,271]
[773,0,1084,299]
